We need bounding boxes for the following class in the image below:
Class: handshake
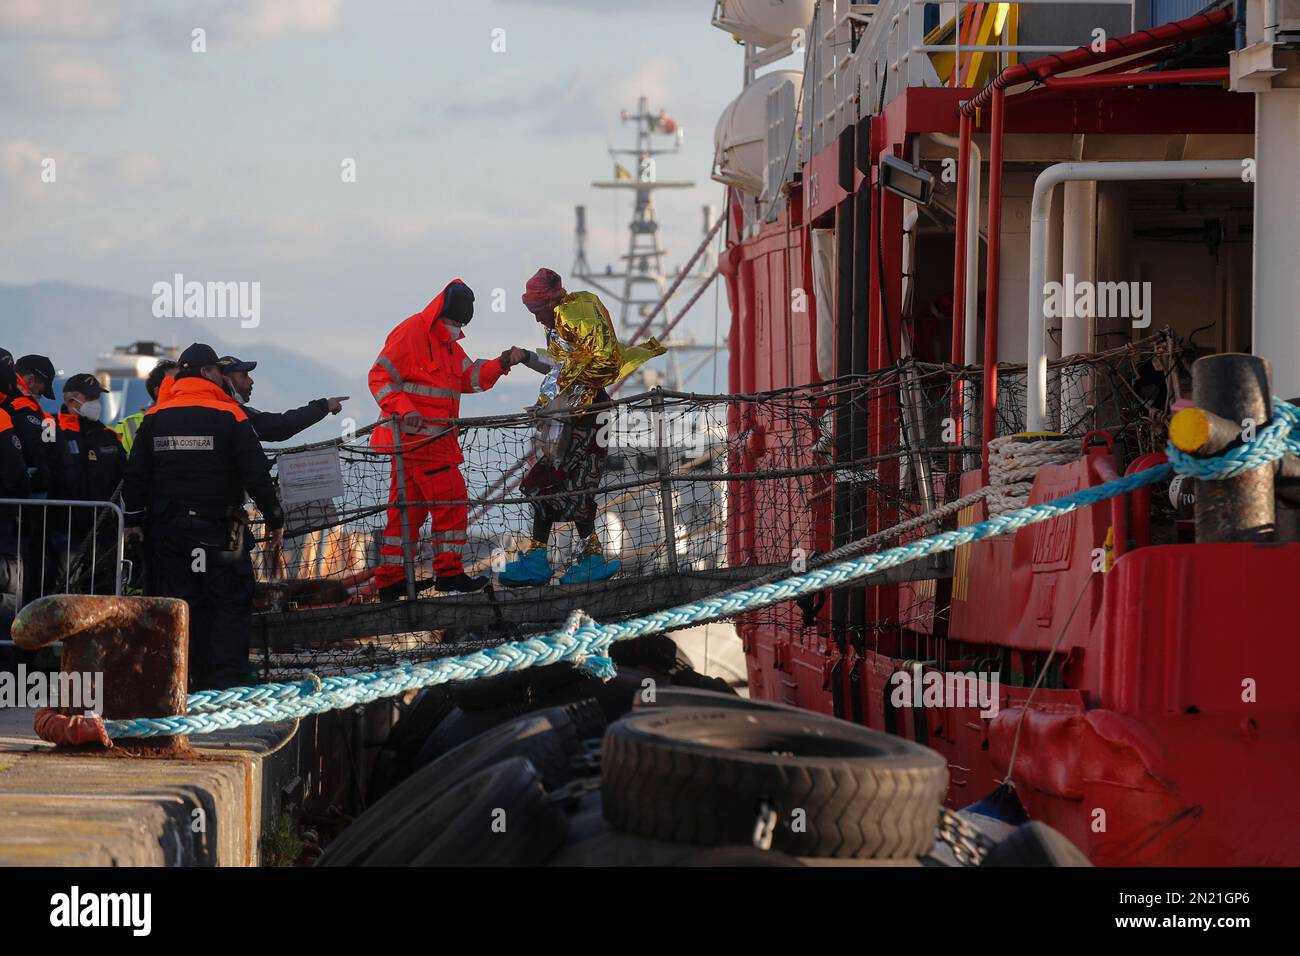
[499,346,534,370]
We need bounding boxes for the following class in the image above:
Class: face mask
[441,318,465,340]
[77,399,102,420]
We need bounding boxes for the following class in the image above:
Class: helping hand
[500,347,530,369]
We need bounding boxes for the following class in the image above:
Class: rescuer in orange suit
[369,279,528,601]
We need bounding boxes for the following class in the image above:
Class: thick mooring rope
[100,399,1300,739]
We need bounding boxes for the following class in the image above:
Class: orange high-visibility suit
[370,279,509,584]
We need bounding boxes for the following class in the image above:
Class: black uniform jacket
[53,411,125,502]
[245,399,329,443]
[122,377,284,532]
[0,407,31,554]
[1,393,55,494]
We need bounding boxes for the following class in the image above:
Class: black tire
[366,688,455,803]
[548,795,698,867]
[449,661,586,712]
[550,796,805,867]
[601,707,948,859]
[399,758,569,867]
[412,697,605,770]
[386,687,456,755]
[411,704,528,769]
[319,710,578,867]
[980,821,1092,867]
[555,696,606,741]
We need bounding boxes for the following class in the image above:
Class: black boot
[435,572,491,593]
[380,578,444,602]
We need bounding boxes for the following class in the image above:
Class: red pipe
[1095,457,1128,562]
[980,85,1005,485]
[950,112,972,477]
[959,7,1233,116]
[952,113,971,368]
[1100,451,1168,561]
[1042,67,1228,89]
[1125,452,1168,551]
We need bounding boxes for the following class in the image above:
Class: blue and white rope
[103,398,1300,739]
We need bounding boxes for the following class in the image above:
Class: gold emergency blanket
[537,291,666,407]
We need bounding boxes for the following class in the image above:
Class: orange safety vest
[369,278,508,463]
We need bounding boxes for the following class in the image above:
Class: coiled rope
[986,434,1080,515]
[101,399,1300,739]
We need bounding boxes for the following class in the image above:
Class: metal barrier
[1,498,126,636]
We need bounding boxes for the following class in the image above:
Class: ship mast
[573,95,717,390]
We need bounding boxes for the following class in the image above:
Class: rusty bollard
[11,595,189,755]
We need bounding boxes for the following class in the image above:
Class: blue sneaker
[560,553,621,585]
[497,548,553,588]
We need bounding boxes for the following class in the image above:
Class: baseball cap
[63,373,103,398]
[15,354,56,398]
[217,355,257,374]
[178,343,220,371]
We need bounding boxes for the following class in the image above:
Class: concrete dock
[0,708,331,866]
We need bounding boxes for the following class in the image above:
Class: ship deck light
[880,155,935,206]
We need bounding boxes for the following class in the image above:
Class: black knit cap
[441,281,475,326]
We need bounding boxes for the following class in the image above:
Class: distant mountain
[0,281,542,444]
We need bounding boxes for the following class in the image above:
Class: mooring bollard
[1169,353,1275,543]
[11,595,190,753]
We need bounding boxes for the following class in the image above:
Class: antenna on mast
[572,205,590,276]
[574,96,716,390]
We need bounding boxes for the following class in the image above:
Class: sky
[0,0,744,396]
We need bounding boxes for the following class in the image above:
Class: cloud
[1,142,165,204]
[0,140,55,200]
[0,45,124,112]
[114,150,163,186]
[0,0,124,39]
[433,56,677,139]
[214,0,343,46]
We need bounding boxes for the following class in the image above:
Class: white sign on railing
[277,446,345,506]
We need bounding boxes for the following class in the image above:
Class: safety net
[235,330,1185,678]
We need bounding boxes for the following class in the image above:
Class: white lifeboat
[712,0,816,48]
[712,69,803,194]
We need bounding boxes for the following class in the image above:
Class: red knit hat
[521,268,563,308]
